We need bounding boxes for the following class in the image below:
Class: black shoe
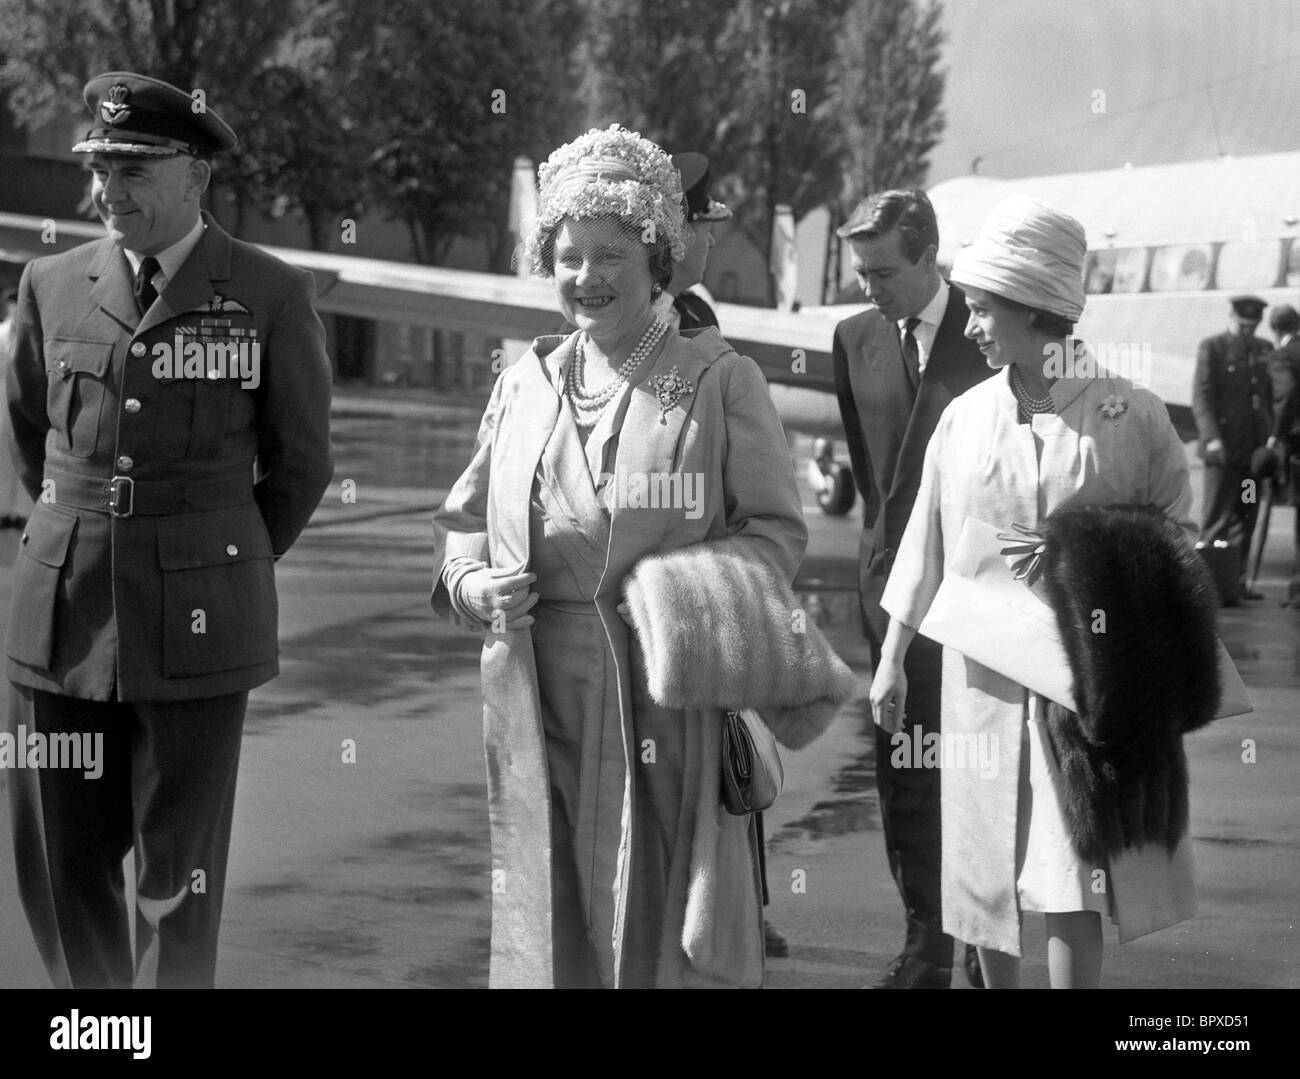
[869,954,951,989]
[964,943,984,988]
[764,920,789,958]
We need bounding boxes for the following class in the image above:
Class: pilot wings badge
[101,84,132,126]
[200,294,252,315]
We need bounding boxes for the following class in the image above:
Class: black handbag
[720,708,784,815]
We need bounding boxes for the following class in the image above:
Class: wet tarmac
[0,386,1296,989]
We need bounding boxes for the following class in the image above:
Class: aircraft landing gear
[807,437,856,516]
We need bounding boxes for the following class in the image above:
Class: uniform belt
[43,468,254,518]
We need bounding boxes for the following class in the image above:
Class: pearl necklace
[566,318,667,427]
[1010,365,1054,417]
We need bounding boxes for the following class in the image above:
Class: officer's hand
[459,567,538,629]
[1205,439,1225,467]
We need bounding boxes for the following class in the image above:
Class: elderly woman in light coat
[869,195,1199,989]
[431,126,811,988]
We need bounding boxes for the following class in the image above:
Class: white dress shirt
[124,216,206,298]
[898,279,949,378]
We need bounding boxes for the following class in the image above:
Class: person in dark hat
[1192,294,1274,599]
[4,71,332,987]
[662,150,792,960]
[656,152,731,332]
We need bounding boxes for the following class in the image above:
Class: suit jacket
[1192,330,1273,465]
[832,282,992,646]
[5,212,333,701]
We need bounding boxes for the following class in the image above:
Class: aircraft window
[1085,248,1147,294]
[1217,239,1281,290]
[1149,243,1212,292]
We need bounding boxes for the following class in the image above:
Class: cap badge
[101,83,132,126]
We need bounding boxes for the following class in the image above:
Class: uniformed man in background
[656,152,731,332]
[1192,294,1274,599]
[4,71,333,987]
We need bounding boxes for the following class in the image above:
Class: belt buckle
[108,475,134,518]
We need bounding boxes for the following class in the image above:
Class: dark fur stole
[1037,504,1221,863]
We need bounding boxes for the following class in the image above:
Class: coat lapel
[603,328,717,587]
[490,335,567,570]
[137,213,231,336]
[889,288,967,503]
[88,240,140,335]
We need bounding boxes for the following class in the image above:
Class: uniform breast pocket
[45,338,114,458]
[6,505,78,670]
[188,374,238,457]
[157,507,278,677]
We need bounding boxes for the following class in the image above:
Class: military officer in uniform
[1192,295,1274,599]
[654,152,731,332]
[4,72,333,988]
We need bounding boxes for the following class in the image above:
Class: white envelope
[918,516,1252,719]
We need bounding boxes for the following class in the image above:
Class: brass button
[116,455,134,471]
[226,544,239,557]
[56,358,69,372]
[131,342,147,358]
[124,398,142,414]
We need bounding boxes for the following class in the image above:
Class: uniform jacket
[1192,330,1273,465]
[832,283,992,646]
[882,367,1198,954]
[673,290,719,331]
[5,213,333,701]
[431,326,807,987]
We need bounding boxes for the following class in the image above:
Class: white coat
[882,364,1199,955]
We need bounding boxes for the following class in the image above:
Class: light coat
[431,326,807,987]
[882,365,1199,955]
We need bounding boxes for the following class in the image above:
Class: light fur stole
[623,544,856,749]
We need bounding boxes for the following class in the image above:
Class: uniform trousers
[872,631,951,966]
[6,683,246,988]
[1202,462,1260,557]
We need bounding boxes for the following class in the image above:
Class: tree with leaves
[0,0,308,226]
[317,0,579,266]
[831,0,947,207]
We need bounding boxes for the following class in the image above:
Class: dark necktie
[134,256,160,315]
[902,316,921,390]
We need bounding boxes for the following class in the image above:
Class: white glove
[457,565,539,630]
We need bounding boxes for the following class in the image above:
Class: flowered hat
[524,124,690,277]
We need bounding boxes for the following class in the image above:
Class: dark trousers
[873,632,951,967]
[7,684,246,988]
[1202,462,1261,566]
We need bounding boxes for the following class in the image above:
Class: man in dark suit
[1192,295,1274,599]
[831,189,992,988]
[4,72,333,987]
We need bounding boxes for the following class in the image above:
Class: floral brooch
[648,366,695,424]
[1099,394,1127,422]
